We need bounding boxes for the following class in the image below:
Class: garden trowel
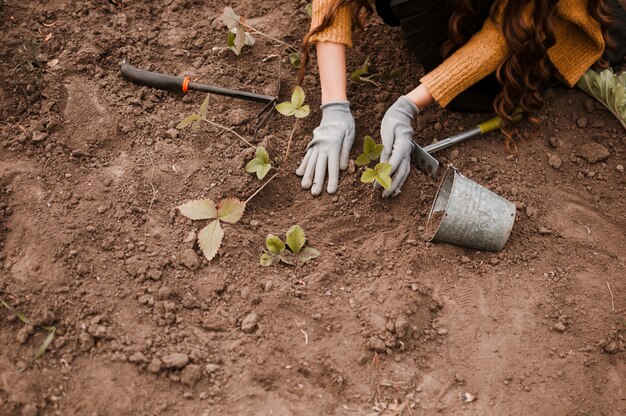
[412,113,521,178]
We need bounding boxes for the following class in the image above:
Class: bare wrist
[406,84,434,111]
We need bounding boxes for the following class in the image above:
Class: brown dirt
[1,1,625,415]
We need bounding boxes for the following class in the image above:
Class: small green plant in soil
[245,146,272,180]
[260,225,320,266]
[361,162,392,190]
[1,299,56,371]
[221,6,302,67]
[355,135,384,166]
[178,198,246,261]
[351,57,405,87]
[275,86,310,118]
[577,68,626,130]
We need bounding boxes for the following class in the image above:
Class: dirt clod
[181,249,200,270]
[367,337,386,353]
[548,155,562,170]
[181,364,203,387]
[162,353,190,370]
[241,312,258,333]
[578,142,610,164]
[552,322,566,333]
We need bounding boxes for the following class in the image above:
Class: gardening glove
[380,95,419,198]
[296,101,355,196]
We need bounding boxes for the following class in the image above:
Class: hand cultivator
[120,61,280,130]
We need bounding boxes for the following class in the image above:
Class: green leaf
[1,300,30,325]
[275,102,296,116]
[278,250,298,266]
[260,252,277,267]
[217,198,246,224]
[198,220,224,261]
[245,147,271,180]
[297,247,320,264]
[178,199,217,220]
[285,225,305,254]
[361,162,392,190]
[291,86,305,108]
[351,68,368,82]
[305,2,312,16]
[361,168,377,183]
[355,153,371,166]
[266,234,285,253]
[289,52,301,69]
[35,327,55,360]
[577,68,626,130]
[199,95,210,117]
[177,114,202,129]
[294,105,310,119]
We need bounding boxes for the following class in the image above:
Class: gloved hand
[380,95,419,198]
[296,101,355,195]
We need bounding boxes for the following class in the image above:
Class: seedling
[177,94,209,130]
[1,299,56,371]
[245,147,272,179]
[275,86,310,118]
[178,198,246,261]
[355,135,384,166]
[351,57,404,87]
[221,6,301,67]
[577,68,626,130]
[260,225,320,266]
[361,162,392,190]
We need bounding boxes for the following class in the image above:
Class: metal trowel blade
[411,142,439,179]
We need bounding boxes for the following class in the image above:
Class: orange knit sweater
[310,0,606,107]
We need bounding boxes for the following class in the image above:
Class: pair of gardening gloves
[296,96,418,197]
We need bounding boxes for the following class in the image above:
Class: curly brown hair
[300,0,614,151]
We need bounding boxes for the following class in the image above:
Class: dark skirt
[376,0,626,113]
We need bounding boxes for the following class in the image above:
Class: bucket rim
[425,167,459,242]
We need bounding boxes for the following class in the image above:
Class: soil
[1,1,625,415]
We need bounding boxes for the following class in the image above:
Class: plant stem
[283,119,299,167]
[246,118,301,204]
[240,22,299,53]
[202,119,257,149]
[246,171,280,204]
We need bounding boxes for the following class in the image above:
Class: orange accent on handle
[182,77,190,93]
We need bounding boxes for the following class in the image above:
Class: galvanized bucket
[425,167,516,251]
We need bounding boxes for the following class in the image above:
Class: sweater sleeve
[420,16,507,107]
[309,0,354,47]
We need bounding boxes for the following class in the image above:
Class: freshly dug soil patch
[0,1,624,415]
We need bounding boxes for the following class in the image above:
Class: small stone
[147,358,163,373]
[180,248,199,270]
[367,337,386,353]
[138,294,153,305]
[603,342,619,354]
[526,206,539,218]
[76,263,89,276]
[548,155,562,170]
[552,322,566,333]
[576,117,588,128]
[394,314,410,338]
[129,352,148,364]
[455,373,465,383]
[347,159,356,174]
[79,332,95,352]
[437,328,448,336]
[183,231,196,243]
[240,287,250,299]
[578,142,609,164]
[147,269,162,281]
[97,205,108,214]
[241,312,258,333]
[162,353,189,369]
[538,227,552,235]
[166,128,179,140]
[205,363,220,374]
[460,256,470,264]
[263,280,273,292]
[32,131,48,142]
[461,392,476,404]
[616,165,624,173]
[181,364,202,387]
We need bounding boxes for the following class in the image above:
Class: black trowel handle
[120,62,276,103]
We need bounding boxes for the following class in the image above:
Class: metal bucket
[425,167,516,251]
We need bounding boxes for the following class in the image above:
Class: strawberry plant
[355,135,384,166]
[260,225,320,266]
[245,147,272,180]
[178,198,246,261]
[361,162,392,191]
[351,57,404,87]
